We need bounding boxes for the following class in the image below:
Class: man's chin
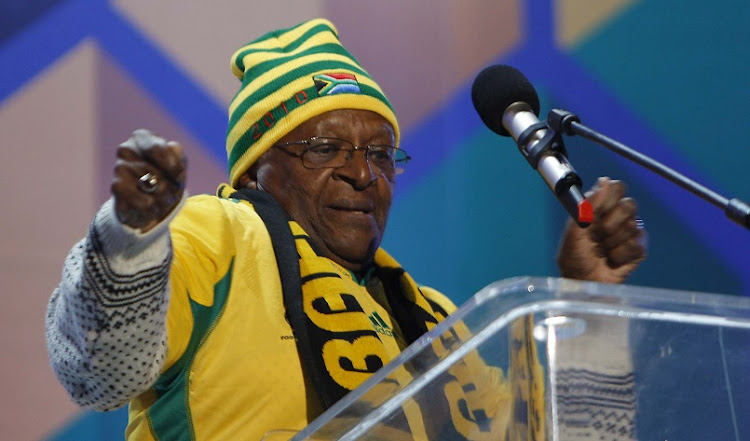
[325,241,378,272]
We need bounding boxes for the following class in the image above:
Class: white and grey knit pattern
[45,199,180,411]
[555,368,636,440]
[551,315,637,440]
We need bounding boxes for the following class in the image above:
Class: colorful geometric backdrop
[2,0,750,439]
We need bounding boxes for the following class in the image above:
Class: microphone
[471,65,593,227]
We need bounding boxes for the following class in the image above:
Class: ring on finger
[137,172,159,194]
[635,217,648,250]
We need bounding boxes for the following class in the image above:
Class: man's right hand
[111,129,187,232]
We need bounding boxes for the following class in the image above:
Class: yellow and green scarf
[219,186,544,440]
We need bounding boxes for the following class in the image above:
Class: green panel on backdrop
[382,125,558,307]
[571,0,750,197]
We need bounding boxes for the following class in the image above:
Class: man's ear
[237,163,260,189]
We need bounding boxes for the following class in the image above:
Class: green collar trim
[350,266,376,286]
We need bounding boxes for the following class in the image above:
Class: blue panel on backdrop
[0,0,64,44]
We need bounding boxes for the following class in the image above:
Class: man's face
[242,109,396,272]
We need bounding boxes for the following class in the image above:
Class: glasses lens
[366,146,397,172]
[392,149,409,164]
[300,138,409,176]
[303,138,348,167]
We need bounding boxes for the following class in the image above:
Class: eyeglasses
[273,137,411,176]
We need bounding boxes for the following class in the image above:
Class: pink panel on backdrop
[323,1,521,131]
[0,5,522,439]
[96,49,228,204]
[113,0,327,106]
[0,41,99,441]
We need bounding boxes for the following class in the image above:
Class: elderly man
[46,18,645,440]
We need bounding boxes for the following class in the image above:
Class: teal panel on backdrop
[382,125,558,307]
[571,0,750,197]
[47,407,127,441]
[559,133,742,295]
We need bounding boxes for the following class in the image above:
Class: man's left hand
[557,177,647,284]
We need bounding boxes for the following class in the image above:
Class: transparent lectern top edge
[293,276,750,440]
[476,276,750,312]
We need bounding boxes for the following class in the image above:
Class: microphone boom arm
[548,109,750,230]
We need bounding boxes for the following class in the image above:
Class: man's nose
[334,147,377,189]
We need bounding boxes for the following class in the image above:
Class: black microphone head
[471,65,540,137]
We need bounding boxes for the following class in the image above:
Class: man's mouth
[328,202,374,215]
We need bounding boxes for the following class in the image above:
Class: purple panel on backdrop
[90,2,228,168]
[394,47,527,199]
[95,47,229,203]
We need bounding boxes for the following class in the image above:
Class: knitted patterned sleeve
[45,198,182,411]
[552,315,637,440]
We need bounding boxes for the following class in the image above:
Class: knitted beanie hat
[226,18,400,186]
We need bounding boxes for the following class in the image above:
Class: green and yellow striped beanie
[226,18,400,186]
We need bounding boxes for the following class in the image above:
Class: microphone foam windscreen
[471,65,540,137]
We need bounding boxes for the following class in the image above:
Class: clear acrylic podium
[285,277,750,441]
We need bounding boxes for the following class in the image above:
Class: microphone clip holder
[516,120,570,170]
[548,109,581,137]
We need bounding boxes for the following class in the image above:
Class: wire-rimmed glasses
[273,137,410,177]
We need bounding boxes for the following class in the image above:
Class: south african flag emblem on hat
[313,73,361,96]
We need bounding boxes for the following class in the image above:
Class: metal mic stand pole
[547,109,750,231]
